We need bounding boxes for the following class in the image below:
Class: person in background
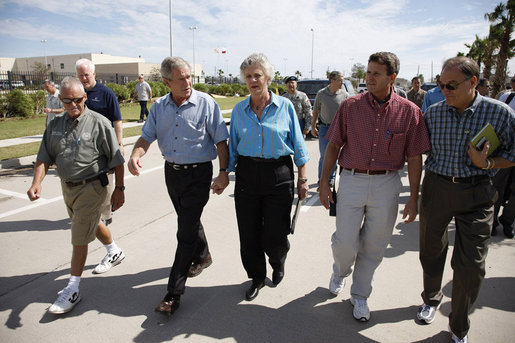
[476,78,491,97]
[422,75,445,112]
[43,80,64,127]
[311,71,349,188]
[128,56,229,316]
[417,56,515,343]
[229,53,309,301]
[282,76,312,137]
[75,59,126,273]
[134,74,152,123]
[27,77,125,314]
[407,76,427,109]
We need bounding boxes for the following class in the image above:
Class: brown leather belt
[65,175,101,187]
[345,168,389,175]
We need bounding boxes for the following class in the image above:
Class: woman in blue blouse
[228,53,310,301]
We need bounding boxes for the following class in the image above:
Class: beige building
[9,53,204,84]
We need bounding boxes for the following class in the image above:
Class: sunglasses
[61,97,84,104]
[437,77,471,91]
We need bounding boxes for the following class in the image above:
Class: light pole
[310,28,314,78]
[169,0,173,56]
[189,26,197,84]
[41,39,48,70]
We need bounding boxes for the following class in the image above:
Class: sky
[0,0,513,82]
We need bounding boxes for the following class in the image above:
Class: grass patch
[216,96,246,110]
[0,115,47,140]
[0,141,40,161]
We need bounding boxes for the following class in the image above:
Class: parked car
[357,83,367,93]
[296,79,355,106]
[421,82,438,91]
[0,80,25,90]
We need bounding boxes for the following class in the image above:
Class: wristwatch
[219,168,228,172]
[116,185,125,191]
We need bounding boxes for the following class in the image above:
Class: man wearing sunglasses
[27,77,125,314]
[417,56,515,343]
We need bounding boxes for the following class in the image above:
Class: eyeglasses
[437,77,471,91]
[61,97,84,104]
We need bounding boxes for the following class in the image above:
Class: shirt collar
[167,89,197,108]
[244,91,278,110]
[446,91,483,117]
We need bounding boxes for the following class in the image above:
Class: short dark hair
[476,78,488,88]
[411,76,420,83]
[368,52,400,75]
[441,56,479,79]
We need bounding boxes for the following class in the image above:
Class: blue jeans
[318,124,336,184]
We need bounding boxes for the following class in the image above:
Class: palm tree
[482,24,503,81]
[485,0,515,96]
[295,70,302,79]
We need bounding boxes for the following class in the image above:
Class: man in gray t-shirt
[311,71,349,186]
[134,74,152,122]
[43,80,64,127]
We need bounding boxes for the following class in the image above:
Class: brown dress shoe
[188,254,212,277]
[155,296,180,315]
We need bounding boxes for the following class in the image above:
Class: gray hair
[442,56,479,79]
[75,58,95,73]
[44,79,55,86]
[60,76,85,94]
[328,71,343,81]
[240,53,274,85]
[160,57,191,80]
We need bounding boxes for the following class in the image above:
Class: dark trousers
[419,171,496,339]
[234,156,294,283]
[164,161,212,296]
[493,166,515,226]
[139,101,149,120]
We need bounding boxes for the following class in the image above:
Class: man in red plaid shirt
[319,52,431,322]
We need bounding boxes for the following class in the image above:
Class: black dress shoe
[503,224,514,238]
[272,270,284,286]
[245,281,265,301]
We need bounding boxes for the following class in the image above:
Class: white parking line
[0,165,165,219]
[301,193,319,212]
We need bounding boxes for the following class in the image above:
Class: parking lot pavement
[0,138,514,343]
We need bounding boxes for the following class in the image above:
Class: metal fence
[0,70,162,92]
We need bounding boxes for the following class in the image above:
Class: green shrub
[106,83,130,102]
[29,90,46,114]
[148,81,168,98]
[213,84,234,96]
[5,89,35,117]
[126,80,138,99]
[193,83,209,93]
[269,83,287,95]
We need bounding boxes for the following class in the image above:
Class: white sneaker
[48,288,81,314]
[93,250,125,274]
[350,296,370,322]
[417,303,440,324]
[329,273,345,295]
[451,333,469,343]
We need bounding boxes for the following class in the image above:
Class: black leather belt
[345,168,389,175]
[166,161,209,170]
[434,172,490,184]
[65,175,101,187]
[240,156,290,163]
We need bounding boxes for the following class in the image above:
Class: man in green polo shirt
[27,77,125,314]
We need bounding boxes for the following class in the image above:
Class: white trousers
[332,169,402,299]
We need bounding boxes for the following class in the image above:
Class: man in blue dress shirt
[128,57,229,316]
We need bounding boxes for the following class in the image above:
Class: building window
[60,63,64,69]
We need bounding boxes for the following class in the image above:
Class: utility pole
[169,0,173,56]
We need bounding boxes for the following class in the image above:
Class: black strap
[505,92,515,105]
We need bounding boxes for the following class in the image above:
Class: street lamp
[189,26,197,84]
[40,39,48,70]
[310,28,314,78]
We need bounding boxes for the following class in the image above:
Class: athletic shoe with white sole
[329,273,345,295]
[93,250,125,274]
[48,288,81,314]
[350,296,370,322]
[417,303,440,324]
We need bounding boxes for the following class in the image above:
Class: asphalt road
[0,138,514,343]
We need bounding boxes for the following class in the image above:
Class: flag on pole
[221,48,227,54]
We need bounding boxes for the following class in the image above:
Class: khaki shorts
[61,178,108,246]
